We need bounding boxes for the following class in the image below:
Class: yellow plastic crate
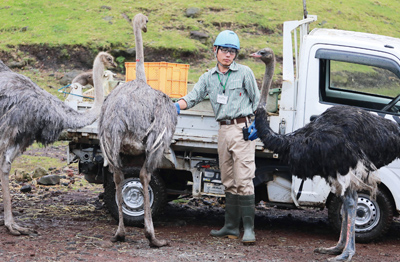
[125,62,190,98]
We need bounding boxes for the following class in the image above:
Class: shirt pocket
[228,79,245,96]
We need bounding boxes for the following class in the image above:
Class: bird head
[100,52,117,69]
[134,13,149,33]
[250,48,275,64]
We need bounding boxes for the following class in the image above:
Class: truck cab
[266,15,400,242]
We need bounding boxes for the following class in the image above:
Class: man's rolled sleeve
[244,68,260,113]
[181,73,209,109]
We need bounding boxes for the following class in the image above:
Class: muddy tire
[103,172,167,227]
[328,189,394,243]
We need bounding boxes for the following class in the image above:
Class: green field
[2,0,400,50]
[1,0,400,88]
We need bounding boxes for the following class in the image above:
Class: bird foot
[314,246,343,255]
[326,252,354,262]
[149,238,169,248]
[314,247,354,262]
[6,222,35,236]
[111,234,126,242]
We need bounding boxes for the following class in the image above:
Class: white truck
[62,14,400,243]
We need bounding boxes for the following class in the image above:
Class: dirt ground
[1,141,400,262]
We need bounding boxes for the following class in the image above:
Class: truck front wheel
[328,189,394,243]
[104,172,167,227]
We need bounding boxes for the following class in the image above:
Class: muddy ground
[1,143,400,262]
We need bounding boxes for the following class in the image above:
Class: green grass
[2,0,400,52]
[11,142,71,175]
[172,198,190,204]
[17,68,65,99]
[2,0,400,87]
[12,155,64,174]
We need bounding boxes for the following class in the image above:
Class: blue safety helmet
[213,30,240,50]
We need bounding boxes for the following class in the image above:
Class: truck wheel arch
[327,185,394,243]
[103,169,167,227]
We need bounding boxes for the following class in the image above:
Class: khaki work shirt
[181,62,260,121]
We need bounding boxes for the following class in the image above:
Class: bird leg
[314,196,348,255]
[315,189,357,262]
[1,156,33,236]
[111,169,126,242]
[140,166,168,247]
[331,190,357,262]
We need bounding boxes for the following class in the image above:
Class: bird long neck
[91,54,105,111]
[65,54,105,128]
[257,56,275,111]
[255,53,291,153]
[134,22,146,82]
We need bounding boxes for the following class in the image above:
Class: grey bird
[98,13,177,247]
[0,52,116,235]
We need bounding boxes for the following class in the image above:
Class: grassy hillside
[1,0,400,87]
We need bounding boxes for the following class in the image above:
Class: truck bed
[64,97,266,156]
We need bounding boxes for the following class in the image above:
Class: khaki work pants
[218,121,256,196]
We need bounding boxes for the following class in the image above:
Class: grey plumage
[72,71,93,86]
[1,72,87,148]
[98,13,177,246]
[99,81,176,170]
[0,52,116,235]
[0,60,12,72]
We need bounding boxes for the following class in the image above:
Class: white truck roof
[308,28,400,55]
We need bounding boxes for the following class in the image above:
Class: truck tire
[327,189,393,243]
[103,172,167,227]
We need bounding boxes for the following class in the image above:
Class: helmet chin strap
[217,61,230,69]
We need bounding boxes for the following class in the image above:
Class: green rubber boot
[239,194,256,244]
[210,192,240,239]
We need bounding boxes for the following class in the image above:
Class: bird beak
[250,52,261,58]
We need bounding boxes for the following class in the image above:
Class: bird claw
[326,253,354,262]
[6,223,35,236]
[314,247,343,255]
[111,234,126,242]
[314,247,353,262]
[149,238,169,248]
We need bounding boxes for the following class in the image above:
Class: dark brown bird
[251,48,400,262]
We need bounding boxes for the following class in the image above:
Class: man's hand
[174,102,180,115]
[248,121,258,141]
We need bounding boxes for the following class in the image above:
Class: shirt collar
[211,61,239,75]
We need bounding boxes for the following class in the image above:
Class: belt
[219,117,249,125]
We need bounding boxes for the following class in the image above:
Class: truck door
[303,45,400,121]
[299,44,400,212]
